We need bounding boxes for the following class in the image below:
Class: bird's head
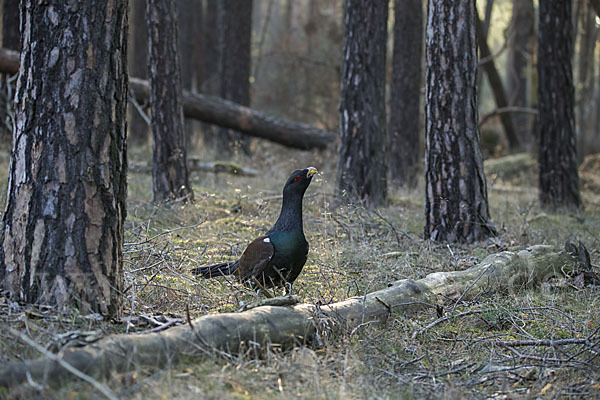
[283,167,318,196]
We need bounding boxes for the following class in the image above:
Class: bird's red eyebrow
[293,175,302,182]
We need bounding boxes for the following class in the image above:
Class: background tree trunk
[177,0,202,147]
[1,0,20,136]
[506,0,534,147]
[128,0,149,146]
[388,0,423,188]
[575,2,597,163]
[476,16,520,151]
[199,0,221,150]
[215,0,253,157]
[424,0,495,243]
[537,1,581,210]
[0,1,128,317]
[2,0,20,51]
[336,0,388,207]
[146,0,194,203]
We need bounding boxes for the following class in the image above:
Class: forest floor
[1,144,600,399]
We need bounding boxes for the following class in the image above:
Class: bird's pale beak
[306,167,318,177]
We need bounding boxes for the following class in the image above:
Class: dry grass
[1,146,599,399]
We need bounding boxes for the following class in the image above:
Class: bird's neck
[271,193,304,233]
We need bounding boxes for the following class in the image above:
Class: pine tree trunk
[336,0,388,208]
[215,0,253,157]
[199,0,220,150]
[506,0,534,147]
[127,0,149,145]
[537,1,581,210]
[177,0,201,147]
[389,0,423,188]
[146,0,194,203]
[0,1,128,317]
[2,0,20,51]
[424,0,495,243]
[575,3,597,164]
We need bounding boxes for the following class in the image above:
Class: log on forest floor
[0,48,337,150]
[0,245,588,389]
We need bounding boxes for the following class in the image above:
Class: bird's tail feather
[192,261,238,279]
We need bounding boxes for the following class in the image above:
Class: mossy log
[0,245,581,388]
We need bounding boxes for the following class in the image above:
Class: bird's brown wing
[237,235,274,281]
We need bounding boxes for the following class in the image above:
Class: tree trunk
[2,0,20,51]
[199,0,221,149]
[0,245,583,387]
[146,0,194,203]
[576,2,597,163]
[388,0,423,188]
[177,0,202,147]
[0,1,128,317]
[216,0,254,156]
[476,16,520,151]
[424,0,495,243]
[0,48,338,150]
[127,0,149,145]
[506,0,534,147]
[537,1,581,210]
[336,0,388,208]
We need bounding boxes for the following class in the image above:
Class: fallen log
[0,48,336,150]
[0,245,583,389]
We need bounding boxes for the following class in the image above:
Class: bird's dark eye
[292,175,302,183]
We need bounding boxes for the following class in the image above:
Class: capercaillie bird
[192,167,317,293]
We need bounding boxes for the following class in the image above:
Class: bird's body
[192,167,317,291]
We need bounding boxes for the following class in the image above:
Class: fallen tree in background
[0,48,336,150]
[0,245,588,390]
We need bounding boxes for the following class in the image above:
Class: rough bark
[0,1,128,316]
[127,0,149,145]
[425,0,495,243]
[216,0,254,156]
[0,245,582,388]
[336,0,388,207]
[0,48,337,150]
[146,0,194,203]
[537,1,581,210]
[388,0,423,188]
[476,16,520,151]
[506,0,534,147]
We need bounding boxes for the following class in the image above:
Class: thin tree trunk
[576,2,597,163]
[425,0,496,243]
[537,1,581,210]
[0,1,128,316]
[216,0,253,157]
[389,0,423,188]
[476,15,520,151]
[336,0,388,208]
[506,0,534,147]
[146,0,194,203]
[128,0,149,145]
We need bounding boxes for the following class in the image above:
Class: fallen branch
[6,327,117,400]
[0,245,583,388]
[0,47,336,150]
